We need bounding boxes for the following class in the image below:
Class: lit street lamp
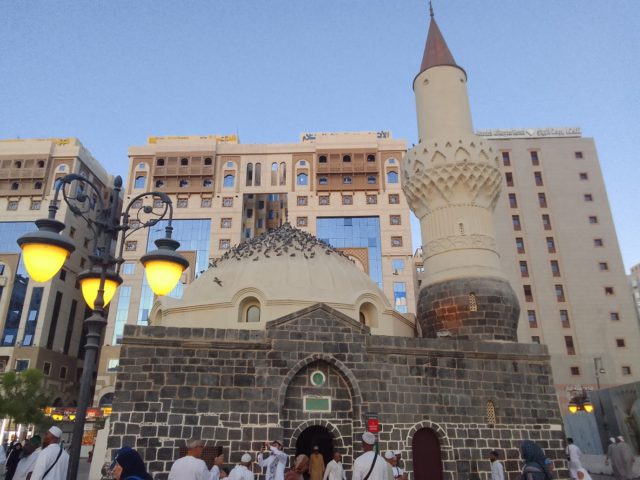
[567,388,594,414]
[16,174,189,480]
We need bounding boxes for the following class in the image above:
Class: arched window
[319,177,328,185]
[367,175,376,184]
[247,305,260,323]
[204,157,212,166]
[223,174,234,188]
[138,162,146,170]
[179,179,189,188]
[359,302,378,327]
[155,180,165,188]
[486,400,496,425]
[11,182,19,190]
[203,178,212,187]
[367,154,376,162]
[271,162,278,186]
[318,155,327,163]
[469,293,478,312]
[58,164,67,172]
[342,155,351,163]
[37,160,45,168]
[99,392,114,407]
[246,163,253,186]
[343,176,352,185]
[134,176,145,189]
[254,163,261,186]
[34,181,43,190]
[279,162,286,186]
[156,158,165,166]
[387,171,399,184]
[297,173,308,186]
[14,161,22,169]
[180,158,189,166]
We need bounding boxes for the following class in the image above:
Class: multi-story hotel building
[0,137,113,405]
[629,263,640,321]
[94,131,416,404]
[414,127,640,411]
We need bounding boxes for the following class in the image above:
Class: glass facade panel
[22,287,44,346]
[393,282,408,313]
[317,217,383,289]
[137,219,211,324]
[113,286,132,345]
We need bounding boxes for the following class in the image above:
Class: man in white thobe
[257,440,287,480]
[168,438,210,480]
[30,426,69,480]
[565,437,583,480]
[323,452,346,480]
[209,453,225,480]
[352,432,388,480]
[615,436,636,480]
[229,453,255,480]
[13,435,42,480]
[489,450,505,480]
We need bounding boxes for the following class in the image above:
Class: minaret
[402,7,519,341]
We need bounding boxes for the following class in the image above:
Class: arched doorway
[412,428,443,480]
[296,425,334,466]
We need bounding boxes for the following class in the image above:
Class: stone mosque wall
[107,304,567,480]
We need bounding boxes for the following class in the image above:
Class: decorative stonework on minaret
[402,8,519,341]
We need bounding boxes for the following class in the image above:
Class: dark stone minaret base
[417,277,519,341]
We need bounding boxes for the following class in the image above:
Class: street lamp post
[593,357,610,439]
[16,174,189,480]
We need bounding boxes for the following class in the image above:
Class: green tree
[0,368,53,431]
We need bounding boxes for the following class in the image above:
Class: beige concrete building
[0,137,113,405]
[94,132,416,405]
[629,263,640,322]
[414,128,640,408]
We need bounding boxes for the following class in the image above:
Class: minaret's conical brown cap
[419,8,459,75]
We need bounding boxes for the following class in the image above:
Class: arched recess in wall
[271,162,278,186]
[486,400,496,425]
[238,296,261,323]
[279,162,287,186]
[246,163,253,186]
[358,302,378,327]
[254,163,261,186]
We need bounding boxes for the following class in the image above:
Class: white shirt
[352,451,388,480]
[210,464,221,480]
[323,460,346,480]
[257,450,287,480]
[168,455,210,480]
[566,444,582,463]
[491,460,504,480]
[228,464,254,480]
[392,465,404,479]
[13,448,41,480]
[30,443,69,480]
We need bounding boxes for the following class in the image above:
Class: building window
[223,174,235,188]
[570,367,580,376]
[502,152,511,166]
[222,197,233,207]
[7,201,18,211]
[534,172,543,186]
[319,177,328,185]
[523,285,533,302]
[604,286,614,296]
[246,208,253,218]
[546,237,556,253]
[610,312,620,321]
[468,293,478,312]
[589,215,599,224]
[34,181,43,190]
[555,285,566,302]
[15,360,29,372]
[366,195,377,204]
[203,178,213,187]
[515,237,525,254]
[180,158,188,166]
[584,194,593,202]
[156,158,165,166]
[204,157,213,166]
[594,238,603,247]
[343,176,352,185]
[388,194,399,204]
[59,269,67,281]
[319,196,330,205]
[297,173,308,186]
[393,282,408,313]
[219,239,231,250]
[155,180,165,188]
[622,366,632,376]
[575,152,583,159]
[560,310,570,328]
[391,236,403,247]
[134,176,145,189]
[318,155,327,163]
[579,172,589,180]
[107,359,119,372]
[125,241,137,251]
[246,305,260,323]
[530,151,540,165]
[121,262,135,275]
[505,172,514,187]
[221,218,232,229]
[542,214,551,230]
[367,175,377,184]
[296,217,308,227]
[390,215,401,225]
[297,196,308,206]
[550,260,560,276]
[30,200,41,210]
[246,163,253,186]
[616,338,626,348]
[527,310,537,328]
[60,366,67,380]
[531,336,540,344]
[178,179,189,188]
[43,362,52,376]
[565,336,575,355]
[520,261,529,277]
[392,259,405,274]
[599,262,608,271]
[509,193,517,208]
[387,171,399,184]
[342,154,351,163]
[177,199,188,208]
[538,193,547,208]
[201,198,212,208]
[367,154,376,162]
[511,215,521,231]
[342,195,353,205]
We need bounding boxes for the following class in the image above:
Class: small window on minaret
[486,401,496,425]
[468,293,478,312]
[458,223,465,235]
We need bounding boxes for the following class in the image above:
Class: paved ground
[77,460,91,479]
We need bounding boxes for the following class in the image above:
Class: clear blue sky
[1,1,639,270]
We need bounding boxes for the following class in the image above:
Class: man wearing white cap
[30,426,69,480]
[257,440,287,480]
[614,436,635,480]
[352,432,388,480]
[228,453,254,480]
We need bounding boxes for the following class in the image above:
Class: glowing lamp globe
[140,237,189,296]
[17,219,75,283]
[78,270,123,310]
[568,402,578,414]
[583,401,594,413]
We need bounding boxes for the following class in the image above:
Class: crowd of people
[0,426,69,480]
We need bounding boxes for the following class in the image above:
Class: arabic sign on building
[300,131,392,142]
[476,127,581,139]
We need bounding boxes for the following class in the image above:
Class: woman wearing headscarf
[285,454,309,480]
[520,440,552,480]
[111,447,153,480]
